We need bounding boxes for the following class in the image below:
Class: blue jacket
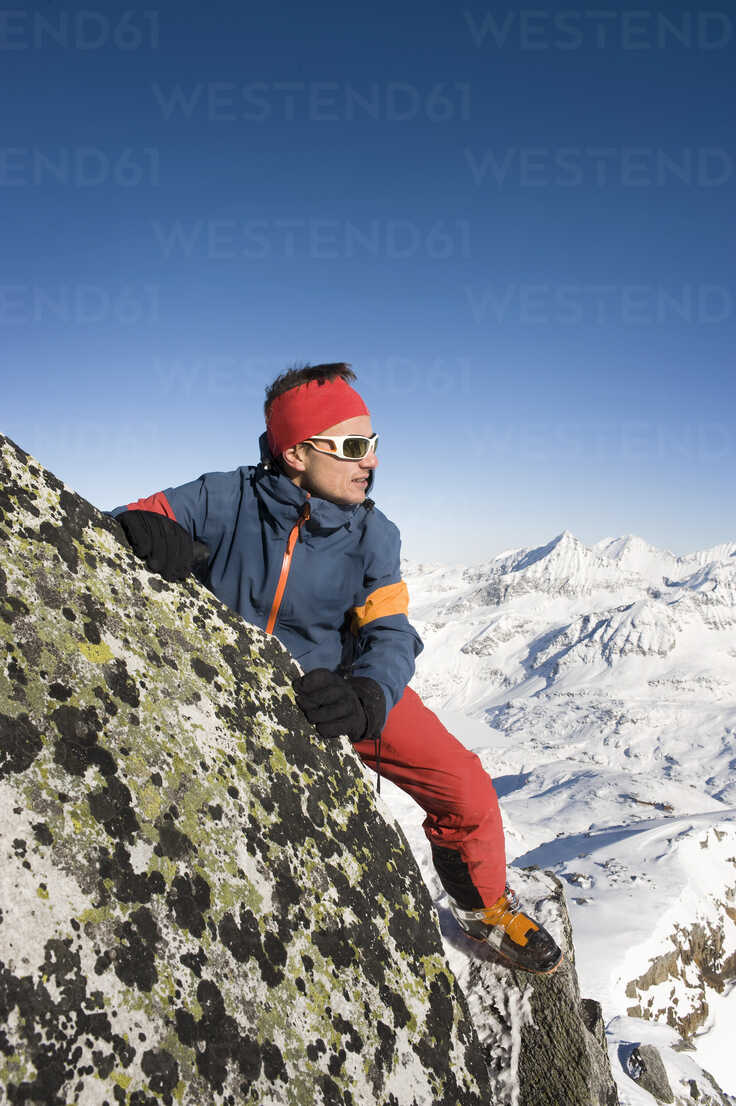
[112,437,423,719]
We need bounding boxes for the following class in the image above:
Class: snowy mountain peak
[405,529,736,713]
[511,529,580,572]
[407,533,736,628]
[595,534,685,582]
[597,534,736,582]
[596,533,656,557]
[396,531,736,1100]
[468,530,633,607]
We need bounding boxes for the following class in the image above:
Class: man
[112,363,561,974]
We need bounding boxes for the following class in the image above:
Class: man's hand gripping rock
[294,669,385,743]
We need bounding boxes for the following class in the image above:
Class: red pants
[353,686,506,909]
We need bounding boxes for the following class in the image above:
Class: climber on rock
[110,362,562,974]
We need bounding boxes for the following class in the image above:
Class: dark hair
[264,362,355,419]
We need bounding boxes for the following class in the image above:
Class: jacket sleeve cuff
[349,677,387,741]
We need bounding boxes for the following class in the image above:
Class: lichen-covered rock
[0,432,491,1106]
[451,868,620,1106]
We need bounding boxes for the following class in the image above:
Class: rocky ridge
[0,432,624,1106]
[0,431,490,1106]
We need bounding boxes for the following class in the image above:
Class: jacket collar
[256,432,372,535]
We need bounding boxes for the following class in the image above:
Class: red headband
[266,378,369,456]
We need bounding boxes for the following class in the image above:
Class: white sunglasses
[303,433,379,460]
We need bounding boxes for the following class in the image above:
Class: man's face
[284,414,378,506]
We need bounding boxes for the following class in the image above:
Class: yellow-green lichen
[78,640,115,665]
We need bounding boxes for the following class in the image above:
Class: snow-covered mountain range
[382,532,736,1103]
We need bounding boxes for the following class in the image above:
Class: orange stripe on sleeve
[352,581,409,629]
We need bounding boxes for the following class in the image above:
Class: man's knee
[455,751,499,827]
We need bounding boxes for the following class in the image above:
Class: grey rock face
[626,1044,674,1102]
[0,432,491,1105]
[448,868,620,1106]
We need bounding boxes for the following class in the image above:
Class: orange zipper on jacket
[265,500,310,635]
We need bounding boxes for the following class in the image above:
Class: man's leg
[352,685,506,909]
[353,686,563,973]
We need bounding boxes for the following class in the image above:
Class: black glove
[294,669,386,743]
[118,510,195,582]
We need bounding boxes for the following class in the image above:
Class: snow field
[385,532,736,1100]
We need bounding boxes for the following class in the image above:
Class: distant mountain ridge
[403,532,736,717]
[394,532,736,1100]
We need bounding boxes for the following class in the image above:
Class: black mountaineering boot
[450,885,563,974]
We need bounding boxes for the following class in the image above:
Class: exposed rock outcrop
[625,908,736,1038]
[610,1018,736,1106]
[0,431,492,1105]
[626,1044,674,1102]
[445,868,620,1106]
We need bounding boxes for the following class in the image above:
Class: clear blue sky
[2,1,734,560]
